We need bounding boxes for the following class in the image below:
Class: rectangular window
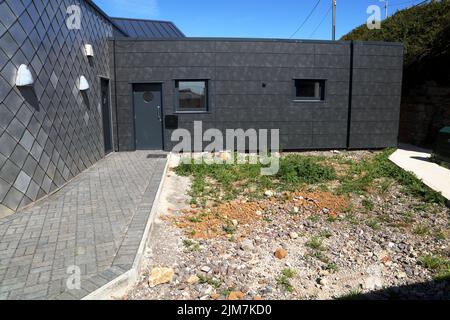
[175,80,208,112]
[294,79,325,101]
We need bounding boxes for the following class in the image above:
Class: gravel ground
[124,151,450,300]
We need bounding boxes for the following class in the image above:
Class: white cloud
[108,0,159,19]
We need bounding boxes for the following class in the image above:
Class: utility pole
[380,0,388,19]
[332,0,336,40]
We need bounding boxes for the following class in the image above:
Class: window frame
[174,79,210,113]
[292,79,326,102]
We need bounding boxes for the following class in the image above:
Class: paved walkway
[0,152,167,300]
[390,144,450,202]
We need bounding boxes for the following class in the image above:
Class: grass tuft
[419,254,450,281]
[276,268,297,292]
[306,236,325,251]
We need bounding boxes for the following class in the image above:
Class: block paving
[0,151,166,299]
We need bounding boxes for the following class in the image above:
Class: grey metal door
[133,83,163,150]
[101,79,113,154]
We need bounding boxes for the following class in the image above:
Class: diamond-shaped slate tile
[0,0,114,212]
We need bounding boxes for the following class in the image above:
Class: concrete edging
[82,153,171,300]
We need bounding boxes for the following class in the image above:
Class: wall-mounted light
[15,64,34,86]
[84,44,94,57]
[79,76,90,91]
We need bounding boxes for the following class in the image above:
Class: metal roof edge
[110,17,185,37]
[111,37,403,47]
[112,37,351,43]
[85,0,129,36]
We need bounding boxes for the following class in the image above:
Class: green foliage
[175,157,273,203]
[339,289,364,300]
[337,149,445,204]
[197,275,222,288]
[277,155,336,185]
[222,221,236,235]
[176,149,445,208]
[308,251,329,263]
[366,219,381,231]
[282,268,297,278]
[362,199,375,211]
[175,154,336,203]
[182,239,200,251]
[341,1,450,67]
[325,263,339,272]
[306,236,325,251]
[419,254,450,270]
[419,254,450,280]
[413,224,430,236]
[277,269,297,292]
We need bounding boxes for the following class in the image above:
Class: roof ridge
[85,0,128,36]
[110,17,176,24]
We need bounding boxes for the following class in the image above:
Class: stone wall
[399,81,450,147]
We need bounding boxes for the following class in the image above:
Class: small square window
[294,79,325,101]
[175,80,208,112]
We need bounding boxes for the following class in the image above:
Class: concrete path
[390,144,450,202]
[0,152,167,300]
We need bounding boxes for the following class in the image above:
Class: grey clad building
[0,0,403,215]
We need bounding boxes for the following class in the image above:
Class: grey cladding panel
[214,52,315,68]
[353,42,403,57]
[115,52,215,67]
[111,39,403,151]
[353,55,403,69]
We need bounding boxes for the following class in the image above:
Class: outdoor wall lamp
[79,76,90,91]
[84,44,94,57]
[15,64,34,86]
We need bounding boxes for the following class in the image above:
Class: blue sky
[94,0,423,40]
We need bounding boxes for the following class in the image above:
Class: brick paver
[0,152,166,300]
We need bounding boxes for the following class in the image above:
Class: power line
[390,0,422,8]
[309,6,332,39]
[289,0,322,39]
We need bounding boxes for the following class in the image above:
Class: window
[294,79,325,101]
[175,80,208,112]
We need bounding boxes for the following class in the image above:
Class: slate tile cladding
[110,39,403,151]
[111,17,185,39]
[0,0,114,214]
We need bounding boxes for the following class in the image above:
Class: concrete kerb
[82,153,171,300]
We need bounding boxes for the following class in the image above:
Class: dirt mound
[170,190,349,239]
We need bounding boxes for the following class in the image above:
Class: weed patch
[198,275,222,288]
[419,254,450,281]
[276,268,297,292]
[306,236,325,251]
[337,149,445,204]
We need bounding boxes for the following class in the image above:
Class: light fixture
[78,76,90,91]
[15,64,34,86]
[84,44,94,57]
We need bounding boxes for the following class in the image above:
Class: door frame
[99,76,113,154]
[130,81,165,151]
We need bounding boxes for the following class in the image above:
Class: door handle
[157,105,162,122]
